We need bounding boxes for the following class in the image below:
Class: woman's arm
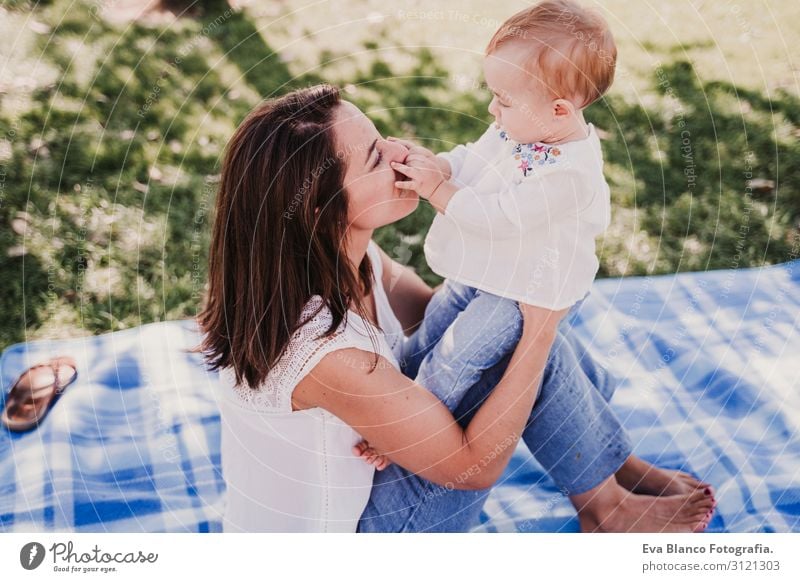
[376,245,435,335]
[292,304,565,490]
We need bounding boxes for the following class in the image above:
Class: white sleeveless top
[214,241,406,532]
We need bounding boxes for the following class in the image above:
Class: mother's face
[333,101,419,231]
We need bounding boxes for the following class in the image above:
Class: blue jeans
[357,281,632,532]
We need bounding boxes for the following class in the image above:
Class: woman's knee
[439,280,478,310]
[467,292,523,346]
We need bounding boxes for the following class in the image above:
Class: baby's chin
[496,124,524,142]
[505,127,547,144]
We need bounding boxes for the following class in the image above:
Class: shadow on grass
[588,60,799,275]
[204,9,298,96]
[0,0,797,349]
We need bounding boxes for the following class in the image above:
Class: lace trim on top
[229,295,385,413]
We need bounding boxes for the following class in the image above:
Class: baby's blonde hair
[486,0,616,108]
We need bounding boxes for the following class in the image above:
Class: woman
[198,84,715,533]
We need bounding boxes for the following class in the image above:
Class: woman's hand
[353,439,392,471]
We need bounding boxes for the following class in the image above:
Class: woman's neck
[344,226,374,298]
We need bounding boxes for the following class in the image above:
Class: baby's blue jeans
[357,280,632,532]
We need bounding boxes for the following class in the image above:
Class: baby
[356,0,616,467]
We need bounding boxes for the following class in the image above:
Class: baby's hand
[386,136,452,180]
[387,136,451,180]
[391,155,447,200]
[352,439,392,471]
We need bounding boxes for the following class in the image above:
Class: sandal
[1,356,78,432]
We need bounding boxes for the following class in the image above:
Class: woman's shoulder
[295,295,338,339]
[224,295,384,413]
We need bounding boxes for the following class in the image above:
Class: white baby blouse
[214,241,405,532]
[426,123,612,309]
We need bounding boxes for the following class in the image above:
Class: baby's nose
[488,97,501,120]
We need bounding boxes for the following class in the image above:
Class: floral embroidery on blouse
[498,128,563,177]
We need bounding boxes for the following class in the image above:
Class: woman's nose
[385,139,409,163]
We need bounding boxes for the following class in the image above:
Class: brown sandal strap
[2,356,78,430]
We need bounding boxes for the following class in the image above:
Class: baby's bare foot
[579,489,715,533]
[615,455,714,497]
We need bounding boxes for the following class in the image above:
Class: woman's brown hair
[196,84,374,389]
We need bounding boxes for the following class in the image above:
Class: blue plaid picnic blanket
[2,259,799,533]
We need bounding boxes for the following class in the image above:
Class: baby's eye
[372,150,383,169]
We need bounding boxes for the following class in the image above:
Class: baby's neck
[543,110,590,146]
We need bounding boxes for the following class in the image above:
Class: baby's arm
[427,169,595,238]
[435,124,507,186]
[390,125,509,206]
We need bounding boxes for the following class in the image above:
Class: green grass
[0,0,798,350]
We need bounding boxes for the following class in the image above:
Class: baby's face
[483,43,561,144]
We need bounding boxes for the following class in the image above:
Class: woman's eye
[372,150,383,169]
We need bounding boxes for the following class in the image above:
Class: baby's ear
[553,98,575,118]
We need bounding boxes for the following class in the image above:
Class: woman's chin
[391,183,416,200]
[393,188,420,215]
[396,187,419,200]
